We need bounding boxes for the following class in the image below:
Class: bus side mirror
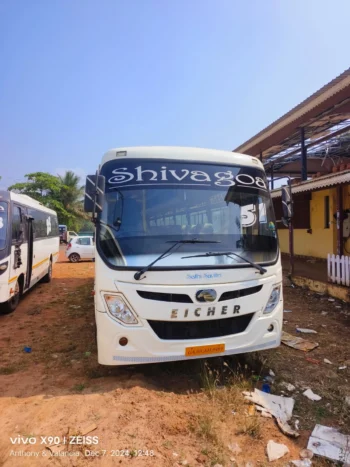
[84,174,105,213]
[281,185,293,225]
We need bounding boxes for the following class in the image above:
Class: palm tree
[59,171,84,207]
[58,171,86,223]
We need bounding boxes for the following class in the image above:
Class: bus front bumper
[95,304,282,365]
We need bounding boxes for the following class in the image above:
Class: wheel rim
[10,281,20,308]
[70,254,79,262]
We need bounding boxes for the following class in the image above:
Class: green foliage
[79,220,95,233]
[58,171,84,211]
[8,171,89,229]
[8,172,61,201]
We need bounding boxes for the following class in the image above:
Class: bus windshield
[98,160,278,269]
[0,202,8,250]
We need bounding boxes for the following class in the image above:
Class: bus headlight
[0,262,8,275]
[104,294,138,325]
[263,285,281,314]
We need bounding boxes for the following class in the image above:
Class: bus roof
[101,146,263,170]
[0,190,58,216]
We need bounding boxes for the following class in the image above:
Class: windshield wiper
[134,239,221,280]
[181,251,267,275]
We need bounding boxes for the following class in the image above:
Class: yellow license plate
[185,343,225,357]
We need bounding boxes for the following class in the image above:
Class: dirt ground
[0,248,349,467]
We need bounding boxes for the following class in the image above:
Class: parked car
[65,236,95,262]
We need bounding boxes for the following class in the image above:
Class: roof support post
[336,185,343,256]
[270,165,274,190]
[288,177,294,277]
[300,127,307,181]
[260,150,263,162]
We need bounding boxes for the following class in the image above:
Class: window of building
[324,196,330,229]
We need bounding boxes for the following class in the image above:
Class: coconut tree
[58,171,84,210]
[58,171,88,230]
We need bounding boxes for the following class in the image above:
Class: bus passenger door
[25,216,34,290]
[10,205,28,294]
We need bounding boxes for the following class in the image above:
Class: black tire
[69,253,80,263]
[0,280,20,314]
[42,260,52,283]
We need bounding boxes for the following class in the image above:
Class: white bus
[0,191,60,313]
[84,147,283,365]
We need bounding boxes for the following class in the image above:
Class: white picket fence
[327,254,350,286]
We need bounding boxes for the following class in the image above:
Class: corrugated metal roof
[234,68,350,155]
[271,170,350,198]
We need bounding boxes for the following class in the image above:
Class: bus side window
[51,216,59,237]
[12,206,23,242]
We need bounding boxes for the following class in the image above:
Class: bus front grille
[219,285,262,301]
[137,285,262,304]
[147,313,254,340]
[137,291,193,303]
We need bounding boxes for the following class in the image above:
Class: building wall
[277,187,338,259]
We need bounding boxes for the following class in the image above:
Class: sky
[1,0,350,189]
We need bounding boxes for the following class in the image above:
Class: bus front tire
[69,253,80,263]
[0,280,21,314]
[42,260,52,283]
